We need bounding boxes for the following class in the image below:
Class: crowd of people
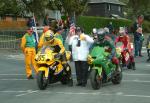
[21,15,148,87]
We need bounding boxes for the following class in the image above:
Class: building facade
[86,0,125,18]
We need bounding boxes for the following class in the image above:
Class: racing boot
[63,63,73,87]
[116,64,121,72]
[132,62,136,70]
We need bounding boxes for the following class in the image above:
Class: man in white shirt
[69,27,94,87]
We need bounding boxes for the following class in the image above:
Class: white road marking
[0,90,27,93]
[142,47,146,49]
[6,54,24,60]
[0,79,28,81]
[16,90,38,97]
[146,65,150,66]
[123,80,150,83]
[1,90,150,98]
[42,91,150,98]
[123,73,150,76]
[0,74,26,76]
[0,72,149,76]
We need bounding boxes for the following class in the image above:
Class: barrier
[0,30,24,50]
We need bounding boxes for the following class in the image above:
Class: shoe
[139,55,143,57]
[147,58,150,62]
[81,84,86,87]
[76,83,82,86]
[27,75,34,79]
[134,55,138,58]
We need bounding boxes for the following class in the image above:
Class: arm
[106,40,115,56]
[57,39,65,54]
[68,36,77,45]
[115,36,120,45]
[85,35,94,44]
[20,35,26,53]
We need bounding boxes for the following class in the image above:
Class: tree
[119,0,150,20]
[0,0,88,20]
[21,0,50,18]
[0,0,23,16]
[60,0,88,16]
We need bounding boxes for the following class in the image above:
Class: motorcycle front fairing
[90,46,113,77]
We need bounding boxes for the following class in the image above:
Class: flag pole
[32,13,39,43]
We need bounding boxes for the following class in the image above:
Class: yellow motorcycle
[35,46,73,90]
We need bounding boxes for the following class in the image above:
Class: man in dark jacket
[133,15,144,57]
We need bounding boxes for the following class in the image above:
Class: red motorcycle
[116,42,135,69]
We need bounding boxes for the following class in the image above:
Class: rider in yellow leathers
[38,30,73,86]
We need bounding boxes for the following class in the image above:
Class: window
[118,6,121,12]
[107,4,111,11]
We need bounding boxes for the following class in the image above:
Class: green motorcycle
[87,46,122,90]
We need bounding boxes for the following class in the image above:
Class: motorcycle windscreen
[90,46,106,58]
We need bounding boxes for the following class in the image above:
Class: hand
[136,27,142,34]
[80,34,86,40]
[54,53,62,59]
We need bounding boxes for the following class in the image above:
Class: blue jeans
[134,40,141,56]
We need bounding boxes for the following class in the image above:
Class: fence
[0,30,24,50]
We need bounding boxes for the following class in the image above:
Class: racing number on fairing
[38,55,46,61]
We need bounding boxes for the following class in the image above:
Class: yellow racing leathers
[21,33,38,78]
[38,36,65,54]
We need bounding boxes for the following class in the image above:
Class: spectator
[21,27,38,79]
[107,22,114,34]
[133,15,144,57]
[55,27,64,44]
[43,14,50,26]
[27,17,36,27]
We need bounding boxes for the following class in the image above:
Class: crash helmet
[44,30,54,42]
[104,27,109,34]
[119,27,126,36]
[97,28,105,42]
[92,28,97,34]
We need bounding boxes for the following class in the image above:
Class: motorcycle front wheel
[37,71,48,90]
[90,69,102,90]
[112,64,122,84]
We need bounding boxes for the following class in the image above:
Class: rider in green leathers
[91,29,120,72]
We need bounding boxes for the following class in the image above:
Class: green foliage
[59,0,88,16]
[143,21,150,33]
[76,16,132,34]
[0,0,22,16]
[119,0,150,20]
[0,0,88,19]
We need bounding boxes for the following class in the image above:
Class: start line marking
[0,72,150,76]
[0,90,150,98]
[0,78,150,83]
